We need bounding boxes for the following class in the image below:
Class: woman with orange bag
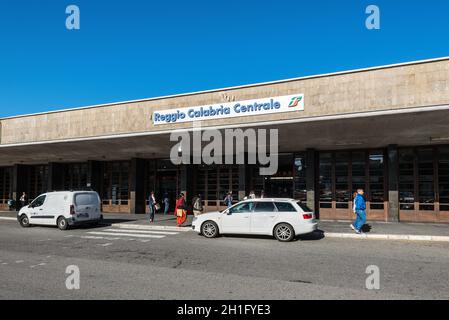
[174,193,187,227]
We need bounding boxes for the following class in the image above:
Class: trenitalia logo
[288,96,303,108]
[152,93,305,125]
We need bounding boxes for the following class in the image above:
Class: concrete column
[306,149,318,217]
[48,163,64,191]
[387,145,400,222]
[87,161,103,192]
[12,164,28,209]
[238,164,246,201]
[179,165,193,203]
[129,158,145,214]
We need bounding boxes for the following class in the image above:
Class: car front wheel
[57,217,69,231]
[19,215,31,228]
[274,223,295,242]
[201,221,219,238]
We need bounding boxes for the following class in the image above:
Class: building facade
[1,57,449,223]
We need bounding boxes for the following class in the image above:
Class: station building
[1,57,449,223]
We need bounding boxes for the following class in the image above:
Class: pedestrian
[192,194,203,217]
[350,189,367,234]
[163,192,170,215]
[148,191,156,223]
[260,190,265,199]
[249,190,256,199]
[175,193,187,227]
[7,194,14,211]
[223,191,233,208]
[19,192,27,208]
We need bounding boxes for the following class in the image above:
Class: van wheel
[201,221,219,238]
[274,223,295,242]
[19,215,31,228]
[57,217,69,231]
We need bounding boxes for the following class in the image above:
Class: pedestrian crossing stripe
[102,228,179,235]
[87,231,166,239]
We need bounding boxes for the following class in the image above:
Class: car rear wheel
[274,223,295,242]
[201,221,219,238]
[57,217,69,231]
[19,215,30,228]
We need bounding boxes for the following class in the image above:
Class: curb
[325,232,449,242]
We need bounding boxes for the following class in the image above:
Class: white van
[17,191,103,230]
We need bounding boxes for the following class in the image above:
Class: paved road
[0,218,448,300]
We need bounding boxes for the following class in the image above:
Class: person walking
[7,194,14,211]
[350,189,367,234]
[175,193,187,227]
[260,190,265,199]
[163,192,170,215]
[148,191,156,223]
[192,194,203,217]
[249,190,256,199]
[19,192,27,208]
[224,191,233,208]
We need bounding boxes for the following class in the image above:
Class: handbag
[176,209,184,217]
[155,203,161,211]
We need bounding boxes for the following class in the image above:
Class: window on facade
[439,147,449,211]
[63,163,88,190]
[0,167,12,204]
[28,165,49,200]
[399,149,415,210]
[293,154,307,201]
[418,148,435,211]
[335,152,349,209]
[369,151,385,209]
[319,153,332,208]
[102,162,130,205]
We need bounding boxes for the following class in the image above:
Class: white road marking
[103,228,178,235]
[98,243,113,247]
[114,224,191,232]
[2,262,8,265]
[15,260,24,264]
[87,231,165,239]
[0,217,16,221]
[30,263,46,268]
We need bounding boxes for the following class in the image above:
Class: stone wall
[1,58,449,145]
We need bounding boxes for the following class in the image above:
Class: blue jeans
[353,210,366,231]
[149,205,155,221]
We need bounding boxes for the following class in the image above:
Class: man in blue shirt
[351,189,367,234]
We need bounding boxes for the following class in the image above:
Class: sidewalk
[2,211,449,242]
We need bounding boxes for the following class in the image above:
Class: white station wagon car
[192,198,318,242]
[17,191,103,230]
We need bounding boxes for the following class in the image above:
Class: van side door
[28,195,49,225]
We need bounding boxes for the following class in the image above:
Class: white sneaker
[355,229,362,234]
[350,224,356,231]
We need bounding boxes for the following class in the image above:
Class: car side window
[274,202,297,212]
[31,195,46,208]
[254,202,276,212]
[229,202,254,214]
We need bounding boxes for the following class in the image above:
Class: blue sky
[0,0,448,117]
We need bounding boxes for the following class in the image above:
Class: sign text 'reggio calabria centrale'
[152,93,305,125]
